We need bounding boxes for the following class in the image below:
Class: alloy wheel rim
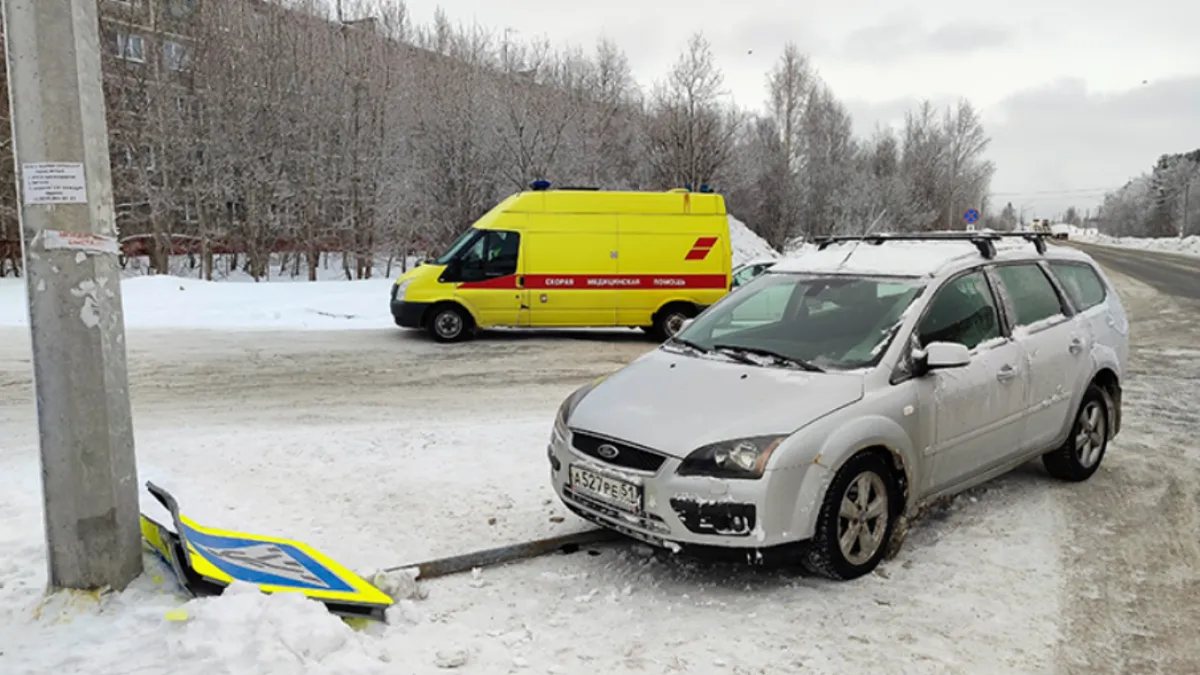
[837,471,889,566]
[1075,401,1106,468]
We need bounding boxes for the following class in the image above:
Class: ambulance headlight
[392,279,412,300]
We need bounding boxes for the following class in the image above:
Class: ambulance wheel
[427,303,472,343]
[651,303,694,342]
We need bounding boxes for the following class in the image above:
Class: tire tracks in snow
[1053,267,1200,674]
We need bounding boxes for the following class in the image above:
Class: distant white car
[549,232,1128,579]
[731,259,778,289]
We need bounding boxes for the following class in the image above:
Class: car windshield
[431,228,481,265]
[672,272,926,371]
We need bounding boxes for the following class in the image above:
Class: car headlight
[391,279,412,300]
[676,435,786,479]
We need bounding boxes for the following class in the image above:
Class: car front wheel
[803,451,897,580]
[427,304,472,343]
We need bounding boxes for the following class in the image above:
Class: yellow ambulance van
[390,183,733,342]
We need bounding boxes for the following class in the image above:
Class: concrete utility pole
[2,0,141,590]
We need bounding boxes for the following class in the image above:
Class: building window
[164,40,189,71]
[116,32,145,62]
[166,0,197,18]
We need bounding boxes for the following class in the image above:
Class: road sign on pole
[963,209,980,225]
[2,0,142,590]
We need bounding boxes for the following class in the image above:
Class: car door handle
[516,275,525,288]
[996,365,1018,382]
[1068,338,1083,354]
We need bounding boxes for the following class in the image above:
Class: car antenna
[834,209,888,270]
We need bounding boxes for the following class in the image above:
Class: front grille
[570,431,667,473]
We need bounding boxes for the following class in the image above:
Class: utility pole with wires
[2,0,141,589]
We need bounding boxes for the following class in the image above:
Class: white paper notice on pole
[41,230,120,255]
[21,162,88,205]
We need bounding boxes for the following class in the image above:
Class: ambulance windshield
[432,228,481,265]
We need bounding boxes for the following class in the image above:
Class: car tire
[1042,383,1109,482]
[426,303,472,343]
[803,451,897,581]
[651,304,694,342]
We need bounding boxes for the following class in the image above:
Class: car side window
[485,231,520,277]
[456,235,488,278]
[992,263,1066,328]
[459,231,519,281]
[917,271,1002,350]
[1049,262,1106,311]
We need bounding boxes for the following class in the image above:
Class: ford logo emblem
[596,444,619,460]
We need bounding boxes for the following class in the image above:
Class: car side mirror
[915,341,971,373]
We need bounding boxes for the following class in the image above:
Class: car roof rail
[813,230,1050,260]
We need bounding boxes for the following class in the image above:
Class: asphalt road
[1066,241,1200,300]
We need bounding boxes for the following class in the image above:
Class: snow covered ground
[0,326,1066,674]
[3,227,1198,673]
[0,274,397,331]
[1058,225,1200,258]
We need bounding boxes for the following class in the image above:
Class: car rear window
[1049,262,1107,311]
[992,263,1065,328]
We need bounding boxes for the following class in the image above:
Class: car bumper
[391,299,429,328]
[548,428,812,558]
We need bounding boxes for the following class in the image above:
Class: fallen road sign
[141,481,393,622]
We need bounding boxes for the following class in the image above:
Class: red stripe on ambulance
[684,236,719,261]
[459,274,728,290]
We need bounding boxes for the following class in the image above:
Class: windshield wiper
[666,336,710,354]
[711,344,825,372]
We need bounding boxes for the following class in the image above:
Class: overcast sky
[395,0,1200,219]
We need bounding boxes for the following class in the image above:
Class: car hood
[397,263,443,284]
[568,348,865,458]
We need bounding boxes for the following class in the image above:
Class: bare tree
[0,0,1010,278]
[939,99,994,229]
[643,33,741,189]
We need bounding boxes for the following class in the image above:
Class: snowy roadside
[1068,232,1200,258]
[0,412,1065,675]
[0,318,1064,675]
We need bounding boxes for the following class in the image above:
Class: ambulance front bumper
[391,299,429,328]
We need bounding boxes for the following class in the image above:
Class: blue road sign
[963,209,980,224]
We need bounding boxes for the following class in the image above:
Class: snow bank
[728,215,781,265]
[1070,230,1200,258]
[0,275,396,331]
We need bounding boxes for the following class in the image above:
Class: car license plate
[569,465,641,512]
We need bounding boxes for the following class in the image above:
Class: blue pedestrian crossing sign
[140,481,393,622]
[963,209,980,224]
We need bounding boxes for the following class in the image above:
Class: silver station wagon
[549,232,1128,580]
